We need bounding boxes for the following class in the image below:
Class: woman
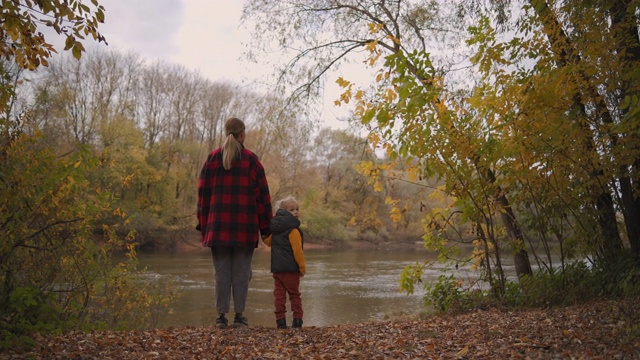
[197,117,272,329]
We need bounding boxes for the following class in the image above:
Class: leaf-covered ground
[3,298,639,359]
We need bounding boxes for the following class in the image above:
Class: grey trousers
[211,246,254,314]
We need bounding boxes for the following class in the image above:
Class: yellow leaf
[456,345,469,357]
[407,167,419,183]
[365,40,379,52]
[373,181,382,192]
[367,22,384,34]
[390,207,402,223]
[383,88,397,102]
[368,53,381,66]
[386,34,401,45]
[335,77,351,88]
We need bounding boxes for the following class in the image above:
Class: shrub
[405,252,640,316]
[0,134,174,349]
[424,274,463,312]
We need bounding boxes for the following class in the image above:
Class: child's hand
[300,272,305,278]
[262,234,272,247]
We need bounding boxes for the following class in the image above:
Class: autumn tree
[525,0,640,262]
[24,47,324,250]
[242,0,533,277]
[195,81,237,150]
[453,0,640,276]
[0,1,176,346]
[243,0,640,302]
[303,128,382,244]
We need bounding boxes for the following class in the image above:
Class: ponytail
[222,117,246,170]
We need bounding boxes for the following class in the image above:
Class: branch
[19,218,85,246]
[384,174,440,191]
[283,40,371,100]
[265,1,431,111]
[302,3,388,26]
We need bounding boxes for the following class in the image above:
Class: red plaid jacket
[197,147,272,247]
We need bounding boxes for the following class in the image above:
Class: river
[136,246,475,329]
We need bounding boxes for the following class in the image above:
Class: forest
[7,48,410,250]
[2,0,640,354]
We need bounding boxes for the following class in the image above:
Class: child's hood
[270,209,301,235]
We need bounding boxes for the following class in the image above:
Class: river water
[136,246,473,329]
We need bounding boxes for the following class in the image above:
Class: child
[263,196,305,329]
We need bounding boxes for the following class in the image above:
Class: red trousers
[273,272,303,320]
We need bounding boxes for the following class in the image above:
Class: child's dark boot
[292,318,303,328]
[276,318,288,329]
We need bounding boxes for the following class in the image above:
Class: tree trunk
[611,0,640,258]
[498,203,533,278]
[532,0,623,258]
[595,188,623,261]
[485,168,533,278]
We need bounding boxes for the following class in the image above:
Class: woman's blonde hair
[222,117,245,170]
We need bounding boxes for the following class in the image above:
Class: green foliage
[515,264,593,307]
[416,254,640,316]
[83,246,178,331]
[513,255,640,308]
[0,0,178,348]
[424,274,464,313]
[400,262,426,295]
[425,256,640,312]
[5,287,57,335]
[301,191,348,245]
[0,133,174,349]
[302,202,349,245]
[402,247,640,315]
[92,117,172,239]
[401,262,489,314]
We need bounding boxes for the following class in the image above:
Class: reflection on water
[136,247,446,329]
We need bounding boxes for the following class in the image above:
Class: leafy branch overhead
[0,0,107,69]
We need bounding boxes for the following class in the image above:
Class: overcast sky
[82,1,355,129]
[96,1,256,83]
[33,1,361,129]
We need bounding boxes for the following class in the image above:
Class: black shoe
[216,313,228,329]
[292,318,303,328]
[276,318,288,329]
[233,313,249,328]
